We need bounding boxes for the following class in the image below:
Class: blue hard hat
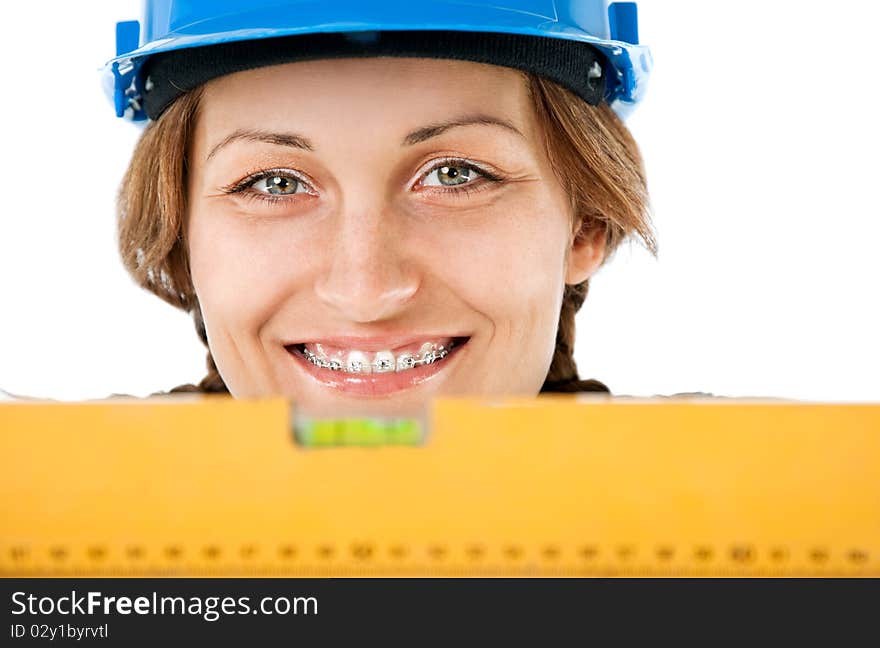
[104,0,651,122]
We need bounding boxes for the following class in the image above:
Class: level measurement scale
[2,397,878,576]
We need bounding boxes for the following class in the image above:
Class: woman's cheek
[188,219,296,397]
[189,210,292,335]
[450,207,566,296]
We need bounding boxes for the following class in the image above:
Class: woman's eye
[250,174,309,195]
[422,164,483,188]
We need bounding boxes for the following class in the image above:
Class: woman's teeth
[300,340,456,374]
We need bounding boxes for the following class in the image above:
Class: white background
[1,1,877,401]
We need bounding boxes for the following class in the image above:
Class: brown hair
[117,73,655,395]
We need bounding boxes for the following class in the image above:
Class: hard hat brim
[104,1,651,120]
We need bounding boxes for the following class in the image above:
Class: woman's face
[187,57,604,415]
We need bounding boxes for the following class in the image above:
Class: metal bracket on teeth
[414,347,449,366]
[302,345,450,372]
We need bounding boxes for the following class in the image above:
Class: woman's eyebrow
[401,114,525,146]
[206,129,315,161]
[206,114,524,160]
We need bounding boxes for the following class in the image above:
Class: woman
[109,0,656,415]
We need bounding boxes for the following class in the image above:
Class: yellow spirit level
[1,396,878,576]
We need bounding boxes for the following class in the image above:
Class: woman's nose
[313,209,420,323]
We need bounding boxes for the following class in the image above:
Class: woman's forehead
[197,57,534,141]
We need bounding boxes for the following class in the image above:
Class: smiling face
[186,57,605,416]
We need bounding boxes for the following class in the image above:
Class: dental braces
[301,343,452,373]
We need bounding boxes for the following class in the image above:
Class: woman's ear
[565,224,606,285]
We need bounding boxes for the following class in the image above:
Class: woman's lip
[286,339,467,398]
